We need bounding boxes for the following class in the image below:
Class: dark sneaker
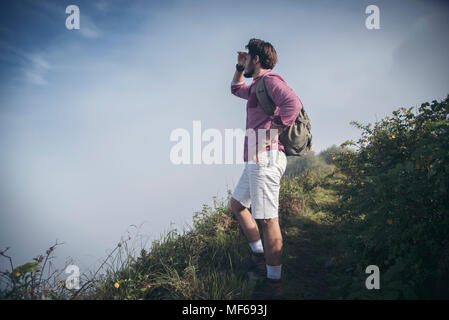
[251,277,284,300]
[248,252,266,277]
[243,252,266,286]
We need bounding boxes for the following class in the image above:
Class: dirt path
[279,214,337,299]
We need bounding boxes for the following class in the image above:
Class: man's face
[243,54,256,78]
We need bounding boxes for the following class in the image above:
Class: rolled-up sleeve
[264,76,302,127]
[231,81,250,100]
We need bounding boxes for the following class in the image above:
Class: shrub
[332,95,449,299]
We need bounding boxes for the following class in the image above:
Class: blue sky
[1,0,448,273]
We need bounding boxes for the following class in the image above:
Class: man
[229,38,303,299]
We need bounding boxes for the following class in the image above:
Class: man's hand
[265,124,285,147]
[250,126,286,163]
[237,51,248,66]
[232,51,249,83]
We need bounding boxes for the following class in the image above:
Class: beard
[243,60,255,78]
[243,70,254,78]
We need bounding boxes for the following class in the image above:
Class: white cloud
[79,15,102,39]
[24,68,48,85]
[0,42,50,85]
[94,1,109,14]
[22,53,50,86]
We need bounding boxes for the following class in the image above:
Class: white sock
[249,239,264,253]
[266,264,282,280]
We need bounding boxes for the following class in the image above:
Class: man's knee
[230,197,245,214]
[257,217,279,227]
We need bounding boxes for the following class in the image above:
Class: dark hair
[245,38,278,69]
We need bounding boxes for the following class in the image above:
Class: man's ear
[253,55,260,65]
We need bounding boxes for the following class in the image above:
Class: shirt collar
[253,69,272,82]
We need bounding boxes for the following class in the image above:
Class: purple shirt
[231,69,303,162]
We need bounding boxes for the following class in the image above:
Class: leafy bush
[331,95,449,299]
[318,144,351,165]
[286,152,328,176]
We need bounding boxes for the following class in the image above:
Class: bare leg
[230,197,261,242]
[258,218,283,266]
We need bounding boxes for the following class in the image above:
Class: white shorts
[231,150,287,220]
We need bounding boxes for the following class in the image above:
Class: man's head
[243,38,278,78]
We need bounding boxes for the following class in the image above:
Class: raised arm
[230,51,250,100]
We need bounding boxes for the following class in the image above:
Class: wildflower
[387,219,393,225]
[360,170,365,174]
[391,135,396,139]
[114,282,120,289]
[15,272,21,277]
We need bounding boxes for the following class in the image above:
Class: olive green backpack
[255,72,314,156]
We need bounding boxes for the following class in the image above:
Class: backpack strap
[255,72,276,116]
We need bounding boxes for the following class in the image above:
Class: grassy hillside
[1,95,448,300]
